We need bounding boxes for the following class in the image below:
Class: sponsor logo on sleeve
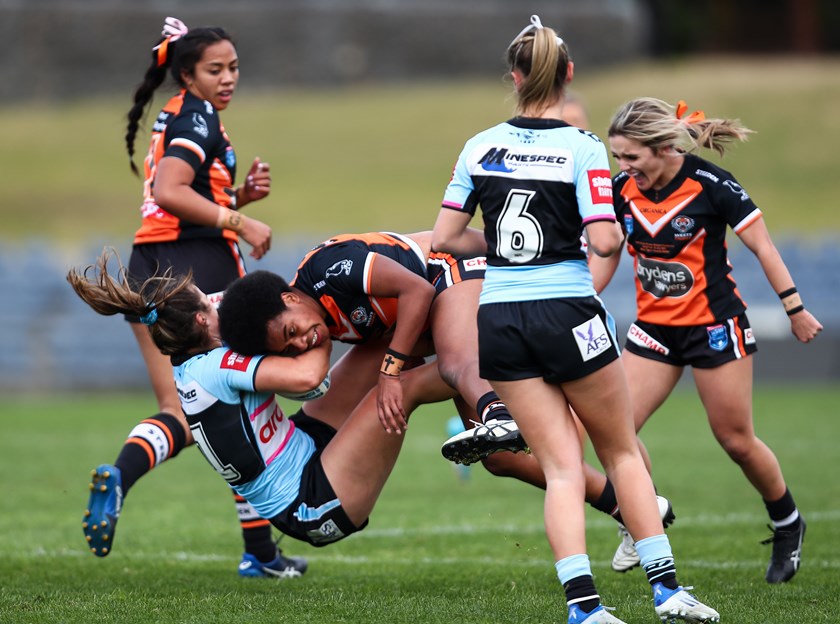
[326,259,353,278]
[221,350,252,371]
[191,113,209,138]
[573,314,613,362]
[588,169,613,204]
[723,179,750,201]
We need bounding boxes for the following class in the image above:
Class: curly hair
[219,271,292,355]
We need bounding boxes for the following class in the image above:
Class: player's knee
[480,453,520,478]
[717,432,752,464]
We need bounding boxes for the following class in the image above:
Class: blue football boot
[83,464,122,557]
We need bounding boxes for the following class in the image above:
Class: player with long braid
[80,17,306,578]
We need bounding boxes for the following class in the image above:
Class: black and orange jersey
[613,153,762,326]
[134,89,238,245]
[291,233,428,343]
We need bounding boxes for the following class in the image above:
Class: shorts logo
[744,327,756,345]
[464,257,486,270]
[707,324,729,351]
[350,306,368,325]
[587,169,613,204]
[306,519,346,545]
[220,350,251,371]
[573,314,612,362]
[627,323,670,355]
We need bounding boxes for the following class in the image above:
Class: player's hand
[240,157,271,206]
[239,215,272,259]
[377,374,407,434]
[790,308,822,343]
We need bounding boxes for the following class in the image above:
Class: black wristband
[777,287,798,300]
[385,348,410,361]
[786,304,805,316]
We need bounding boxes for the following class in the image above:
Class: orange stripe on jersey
[126,437,156,469]
[169,137,206,162]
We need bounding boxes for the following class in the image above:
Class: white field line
[28,509,840,568]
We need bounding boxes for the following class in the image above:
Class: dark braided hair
[125,26,234,175]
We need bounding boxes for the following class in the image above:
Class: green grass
[1,385,838,623]
[3,56,840,247]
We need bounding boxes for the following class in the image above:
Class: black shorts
[624,313,758,368]
[478,296,620,384]
[268,410,368,547]
[125,238,245,322]
[427,252,485,297]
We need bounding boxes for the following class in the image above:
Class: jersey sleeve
[164,108,222,171]
[573,133,616,226]
[441,140,479,216]
[211,349,264,396]
[310,243,375,296]
[707,169,763,234]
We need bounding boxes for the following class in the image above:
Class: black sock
[234,493,277,562]
[591,479,623,523]
[564,575,600,613]
[764,488,800,529]
[644,556,678,590]
[113,412,186,494]
[476,391,512,423]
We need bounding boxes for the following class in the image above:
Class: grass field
[2,385,838,623]
[3,56,840,247]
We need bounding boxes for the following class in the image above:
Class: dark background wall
[2,0,650,102]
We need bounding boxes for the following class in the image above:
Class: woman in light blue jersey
[431,15,719,624]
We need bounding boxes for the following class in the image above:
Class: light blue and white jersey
[441,117,615,304]
[174,347,315,518]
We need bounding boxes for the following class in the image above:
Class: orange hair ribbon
[676,100,706,124]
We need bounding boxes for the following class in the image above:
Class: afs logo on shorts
[573,315,612,362]
[221,350,252,371]
[706,324,729,351]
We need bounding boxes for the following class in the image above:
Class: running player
[430,15,719,624]
[80,17,303,578]
[594,96,822,583]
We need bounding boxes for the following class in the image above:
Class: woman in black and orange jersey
[80,18,301,579]
[597,96,822,585]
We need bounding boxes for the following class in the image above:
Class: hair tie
[152,16,189,67]
[140,304,159,326]
[509,14,564,49]
[676,99,706,125]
